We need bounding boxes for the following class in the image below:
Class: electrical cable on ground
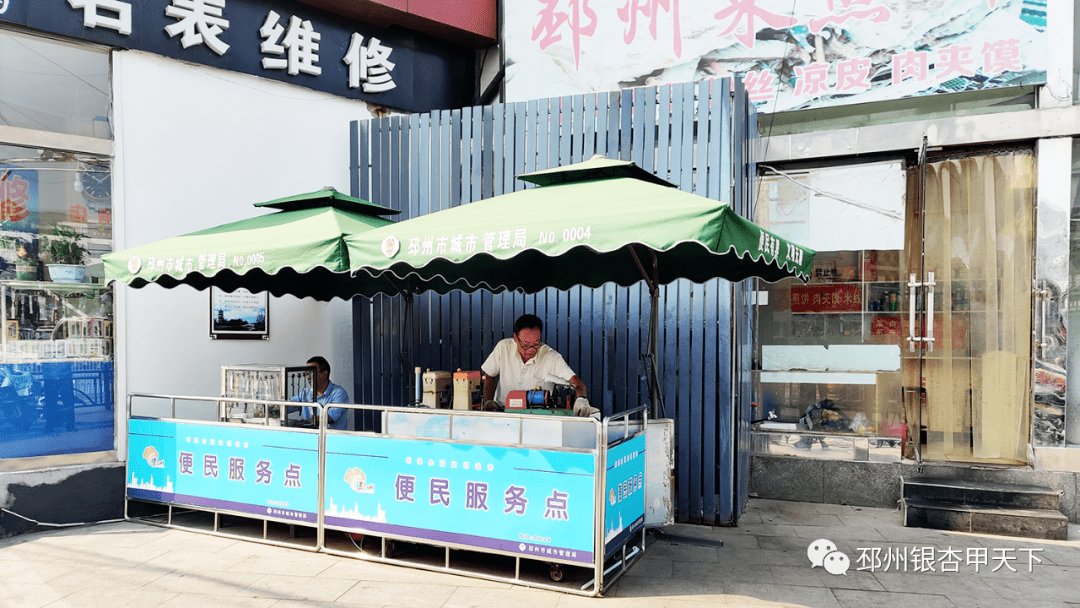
[1,506,125,528]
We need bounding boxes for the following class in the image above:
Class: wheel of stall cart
[549,563,564,582]
[384,540,396,559]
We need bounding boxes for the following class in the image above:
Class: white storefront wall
[112,50,372,447]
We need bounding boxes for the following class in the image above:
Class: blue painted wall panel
[351,81,755,524]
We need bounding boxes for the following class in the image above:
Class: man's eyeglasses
[515,338,542,351]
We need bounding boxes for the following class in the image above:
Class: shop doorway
[903,151,1035,465]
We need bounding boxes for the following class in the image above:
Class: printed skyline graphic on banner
[505,0,1046,112]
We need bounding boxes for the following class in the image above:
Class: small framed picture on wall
[210,287,269,340]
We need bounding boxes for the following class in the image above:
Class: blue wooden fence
[350,79,755,525]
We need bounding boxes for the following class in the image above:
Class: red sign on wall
[790,284,862,313]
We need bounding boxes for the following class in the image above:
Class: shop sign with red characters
[791,284,862,313]
[0,167,39,231]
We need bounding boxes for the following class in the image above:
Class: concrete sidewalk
[2,498,1079,608]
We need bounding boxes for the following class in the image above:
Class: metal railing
[124,393,648,596]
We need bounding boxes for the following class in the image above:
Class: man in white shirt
[480,314,596,415]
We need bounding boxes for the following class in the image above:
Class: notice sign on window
[791,284,862,313]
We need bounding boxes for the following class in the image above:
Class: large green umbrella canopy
[346,157,814,293]
[103,188,403,301]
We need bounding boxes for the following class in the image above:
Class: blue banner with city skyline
[126,418,319,522]
[324,433,597,565]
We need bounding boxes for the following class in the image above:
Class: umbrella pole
[627,246,666,419]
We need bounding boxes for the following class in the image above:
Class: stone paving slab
[1,498,1078,608]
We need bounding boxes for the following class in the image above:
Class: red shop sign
[791,284,862,313]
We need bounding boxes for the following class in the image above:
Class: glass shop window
[0,29,114,460]
[753,250,905,449]
[0,28,112,138]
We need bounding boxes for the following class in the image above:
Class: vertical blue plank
[626,282,639,412]
[657,86,671,181]
[380,117,393,205]
[372,117,383,205]
[606,91,620,158]
[583,93,597,158]
[680,83,695,194]
[357,120,370,201]
[669,87,683,190]
[706,81,721,202]
[451,109,463,208]
[349,120,360,199]
[631,89,645,166]
[468,106,481,204]
[662,283,679,509]
[440,110,453,369]
[537,98,552,172]
[619,89,632,161]
[354,298,370,403]
[440,109,452,211]
[594,93,608,157]
[717,280,735,523]
[389,116,401,212]
[514,102,527,188]
[377,119,392,405]
[577,285,592,393]
[554,97,571,351]
[548,98,560,169]
[719,79,732,206]
[703,279,719,523]
[627,282,643,408]
[567,286,581,389]
[493,104,505,198]
[576,92,597,390]
[696,81,710,198]
[353,116,373,426]
[513,102,528,318]
[732,78,746,216]
[613,285,628,412]
[524,99,537,176]
[572,94,584,163]
[502,105,515,195]
[677,279,692,522]
[455,108,471,368]
[470,108,485,368]
[602,287,616,416]
[483,105,494,200]
[560,95,573,167]
[666,84,683,503]
[643,87,657,175]
[689,281,705,521]
[589,285,603,412]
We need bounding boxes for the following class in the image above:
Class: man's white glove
[573,397,600,418]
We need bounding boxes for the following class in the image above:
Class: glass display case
[0,281,114,459]
[754,251,905,454]
[220,364,315,424]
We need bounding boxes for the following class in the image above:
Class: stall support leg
[445,547,450,569]
[213,513,219,533]
[515,557,520,580]
[263,520,268,540]
[167,505,173,526]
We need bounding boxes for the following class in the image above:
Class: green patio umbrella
[346,157,815,416]
[347,157,812,292]
[103,188,403,301]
